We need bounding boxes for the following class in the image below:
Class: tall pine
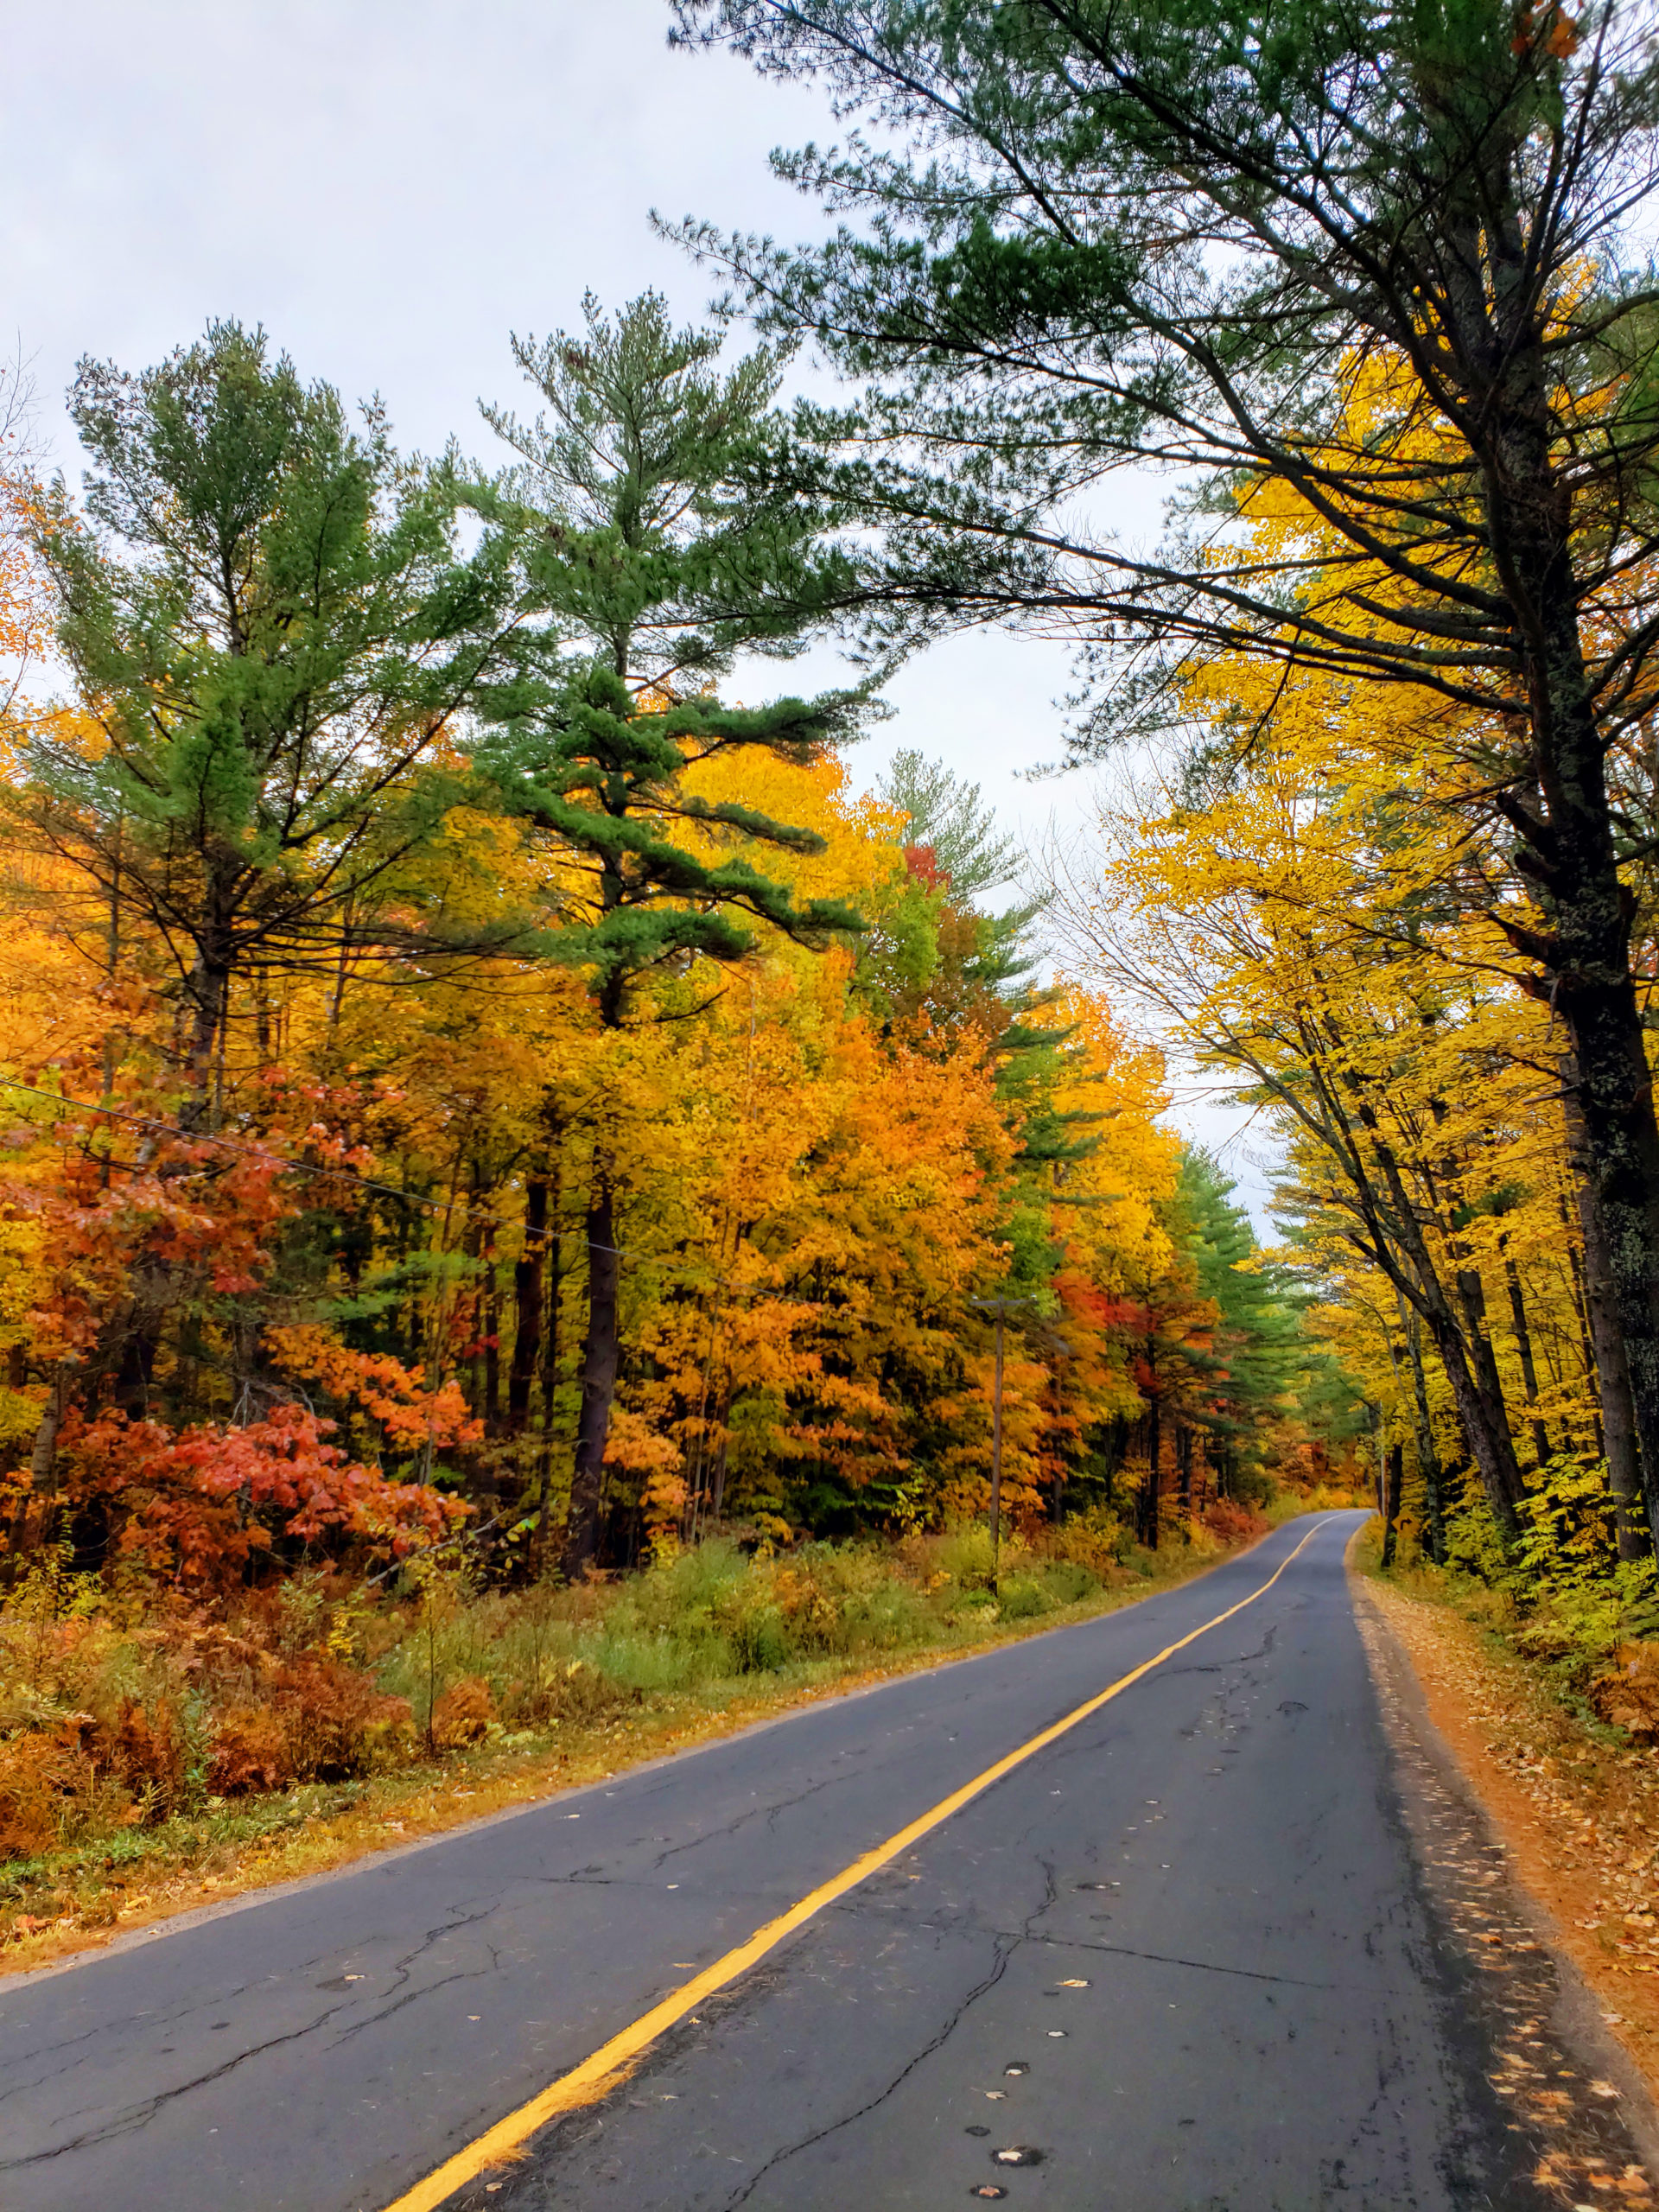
[28,320,511,1117]
[475,294,863,1574]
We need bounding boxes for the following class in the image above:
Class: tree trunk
[1489,474,1659,1558]
[1365,1135,1526,1536]
[535,1152,564,1571]
[22,1368,70,1558]
[254,968,273,1064]
[1177,1425,1192,1514]
[563,1153,619,1579]
[1562,1230,1606,1459]
[1503,1256,1552,1470]
[1380,1441,1403,1568]
[1561,1061,1648,1562]
[1545,976,1659,1556]
[508,1175,548,1433]
[1422,1300,1522,1537]
[483,1262,501,1432]
[1142,1374,1161,1551]
[181,951,230,1126]
[706,1382,734,1529]
[988,1308,1005,1574]
[1400,1300,1445,1567]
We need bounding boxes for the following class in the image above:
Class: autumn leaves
[0,296,1329,1611]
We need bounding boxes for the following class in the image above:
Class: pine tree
[474,294,864,1573]
[1177,1152,1338,1498]
[22,321,512,1116]
[877,749,1020,904]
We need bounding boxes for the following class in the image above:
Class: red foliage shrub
[429,1675,495,1750]
[207,1707,289,1796]
[270,1657,413,1783]
[1203,1498,1269,1543]
[94,1698,185,1803]
[205,1660,413,1793]
[56,1405,465,1589]
[0,1731,83,1860]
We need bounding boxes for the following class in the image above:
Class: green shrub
[998,1579,1051,1620]
[936,1526,1000,1592]
[1035,1560,1099,1606]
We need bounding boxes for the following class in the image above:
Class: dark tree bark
[1363,1133,1526,1537]
[563,1154,620,1579]
[1381,1442,1404,1570]
[483,1262,501,1432]
[1399,1300,1446,1567]
[1503,1257,1552,1472]
[1563,1062,1649,1562]
[535,1148,565,1572]
[1141,1371,1161,1551]
[508,1174,549,1433]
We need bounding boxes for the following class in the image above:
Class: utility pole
[969,1295,1034,1588]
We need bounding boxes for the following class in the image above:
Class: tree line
[0,289,1351,1602]
[12,0,1656,1617]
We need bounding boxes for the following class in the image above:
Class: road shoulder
[3,1522,1287,1988]
[1351,1547,1659,2202]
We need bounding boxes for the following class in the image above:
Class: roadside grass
[1356,1522,1659,2097]
[0,1505,1325,1977]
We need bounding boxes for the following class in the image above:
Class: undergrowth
[0,1502,1284,1959]
[1363,1471,1659,1749]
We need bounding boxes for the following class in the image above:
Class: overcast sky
[3,0,1274,1216]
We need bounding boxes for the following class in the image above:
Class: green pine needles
[25,318,516,1111]
[472,294,872,1570]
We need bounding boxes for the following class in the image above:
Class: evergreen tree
[474,294,864,1573]
[1179,1151,1363,1496]
[877,749,1020,904]
[22,320,512,1115]
[869,754,1091,1321]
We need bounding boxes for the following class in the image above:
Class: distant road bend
[3,1510,1653,2210]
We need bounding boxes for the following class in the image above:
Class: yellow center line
[380,1518,1329,2212]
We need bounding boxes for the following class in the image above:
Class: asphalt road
[1,1511,1642,2210]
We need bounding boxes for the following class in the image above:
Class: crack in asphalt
[327,1961,499,2046]
[383,1900,503,1987]
[647,1767,857,1873]
[712,1866,1065,2209]
[0,2002,354,2169]
[1026,1930,1332,1989]
[0,1898,509,2152]
[716,1946,1017,2206]
[0,1989,262,2106]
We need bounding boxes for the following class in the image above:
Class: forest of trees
[0,299,1345,1628]
[0,304,1357,1873]
[10,0,1659,1868]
